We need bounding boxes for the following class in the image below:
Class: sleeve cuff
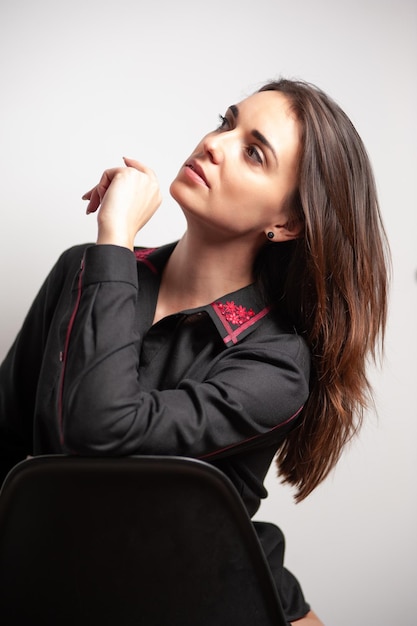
[82,245,138,288]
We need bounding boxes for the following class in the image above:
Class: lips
[185,159,210,187]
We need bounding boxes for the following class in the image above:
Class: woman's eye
[247,145,263,164]
[217,114,229,130]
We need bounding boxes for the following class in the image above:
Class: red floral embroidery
[215,301,255,325]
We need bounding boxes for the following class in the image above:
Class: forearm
[59,244,140,452]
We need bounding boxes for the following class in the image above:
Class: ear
[265,219,304,242]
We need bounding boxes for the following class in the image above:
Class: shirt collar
[134,243,271,347]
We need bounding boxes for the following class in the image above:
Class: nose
[202,131,226,164]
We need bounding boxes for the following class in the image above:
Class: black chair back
[0,455,286,625]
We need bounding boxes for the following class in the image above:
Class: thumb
[122,156,148,172]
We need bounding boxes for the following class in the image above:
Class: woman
[0,79,389,624]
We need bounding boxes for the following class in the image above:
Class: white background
[0,1,416,624]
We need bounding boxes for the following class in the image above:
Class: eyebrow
[228,104,278,164]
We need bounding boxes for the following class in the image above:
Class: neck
[153,230,262,322]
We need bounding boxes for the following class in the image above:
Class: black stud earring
[267,231,275,239]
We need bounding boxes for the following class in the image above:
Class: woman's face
[170,90,301,242]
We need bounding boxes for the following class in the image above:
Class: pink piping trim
[139,258,158,274]
[199,405,304,460]
[134,248,158,274]
[58,258,85,446]
[211,304,271,345]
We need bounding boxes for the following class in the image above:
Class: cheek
[223,176,282,211]
[169,178,179,202]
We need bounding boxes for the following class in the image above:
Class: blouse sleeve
[0,245,88,482]
[60,244,310,458]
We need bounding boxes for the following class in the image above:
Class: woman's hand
[82,157,162,250]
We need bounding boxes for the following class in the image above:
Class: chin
[169,177,195,212]
[170,173,189,202]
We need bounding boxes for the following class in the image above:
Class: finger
[83,167,121,199]
[84,168,120,213]
[82,187,94,201]
[86,188,101,214]
[122,156,151,174]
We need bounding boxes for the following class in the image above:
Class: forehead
[236,90,300,158]
[236,90,296,124]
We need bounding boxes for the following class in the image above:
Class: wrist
[96,225,134,251]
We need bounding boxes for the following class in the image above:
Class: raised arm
[59,243,310,458]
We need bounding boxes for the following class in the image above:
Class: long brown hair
[256,79,390,501]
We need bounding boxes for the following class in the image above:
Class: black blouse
[0,242,311,622]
